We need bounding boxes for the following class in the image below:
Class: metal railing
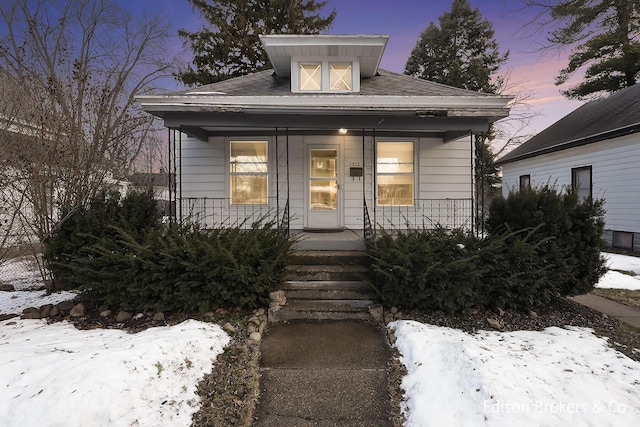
[373,198,473,230]
[180,197,288,230]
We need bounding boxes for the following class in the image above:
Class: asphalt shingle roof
[498,84,640,164]
[172,69,494,98]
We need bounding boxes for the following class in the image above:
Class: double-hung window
[376,142,414,206]
[519,175,531,192]
[230,141,268,205]
[571,166,592,202]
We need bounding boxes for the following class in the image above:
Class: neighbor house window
[612,231,634,250]
[376,141,414,206]
[519,174,530,191]
[230,141,268,204]
[571,166,592,202]
[295,60,358,92]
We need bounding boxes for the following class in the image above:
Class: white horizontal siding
[178,132,473,229]
[501,133,640,233]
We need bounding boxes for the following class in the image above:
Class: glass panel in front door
[310,149,337,210]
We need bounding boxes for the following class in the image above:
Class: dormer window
[295,59,359,92]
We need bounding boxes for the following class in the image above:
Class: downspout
[168,128,172,225]
[179,128,183,223]
[372,128,377,233]
[470,131,475,236]
[362,130,366,238]
[286,127,290,234]
[275,127,279,217]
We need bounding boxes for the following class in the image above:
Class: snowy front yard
[0,252,639,426]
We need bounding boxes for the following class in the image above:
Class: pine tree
[176,0,336,86]
[404,0,509,230]
[525,0,640,99]
[404,0,508,94]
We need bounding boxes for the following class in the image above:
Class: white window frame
[291,57,360,93]
[228,140,270,205]
[375,140,416,207]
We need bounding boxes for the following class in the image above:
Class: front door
[306,145,342,229]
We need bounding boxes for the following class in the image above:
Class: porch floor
[292,229,366,251]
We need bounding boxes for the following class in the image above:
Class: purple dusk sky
[126,0,586,147]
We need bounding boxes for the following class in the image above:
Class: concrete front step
[283,281,376,300]
[286,264,371,282]
[269,299,375,322]
[290,250,370,266]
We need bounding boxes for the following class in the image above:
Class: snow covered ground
[1,252,640,426]
[0,318,230,426]
[599,252,640,291]
[392,320,640,427]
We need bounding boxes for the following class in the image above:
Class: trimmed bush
[44,189,161,291]
[486,185,607,297]
[368,185,607,313]
[368,227,484,314]
[62,221,293,312]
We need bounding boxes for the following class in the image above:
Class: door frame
[304,142,344,230]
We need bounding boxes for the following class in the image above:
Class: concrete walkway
[253,320,392,427]
[571,294,640,329]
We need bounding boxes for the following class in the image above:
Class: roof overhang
[259,34,389,78]
[497,123,640,166]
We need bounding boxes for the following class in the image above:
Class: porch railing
[374,198,473,231]
[179,197,288,230]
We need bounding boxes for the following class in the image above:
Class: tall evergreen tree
[176,0,336,86]
[525,0,640,99]
[404,0,509,231]
[404,0,508,93]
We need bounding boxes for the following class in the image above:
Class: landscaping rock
[529,310,539,319]
[40,304,54,318]
[50,306,60,317]
[22,307,41,319]
[56,300,75,312]
[100,310,112,318]
[487,318,504,330]
[70,303,85,317]
[248,324,257,333]
[116,311,132,322]
[256,308,265,316]
[369,304,384,322]
[0,283,15,291]
[247,332,261,345]
[223,322,236,334]
[98,304,110,313]
[152,312,165,323]
[258,320,266,335]
[384,314,394,325]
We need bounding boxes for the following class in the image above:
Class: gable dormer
[259,34,389,93]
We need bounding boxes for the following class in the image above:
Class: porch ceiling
[163,111,488,141]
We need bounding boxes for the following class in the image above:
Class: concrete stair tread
[287,265,369,272]
[283,299,375,311]
[283,280,371,290]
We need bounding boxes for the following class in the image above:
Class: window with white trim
[230,141,268,205]
[571,166,592,202]
[376,141,414,206]
[295,60,358,92]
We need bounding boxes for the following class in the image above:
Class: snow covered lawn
[392,320,640,427]
[599,252,640,291]
[0,318,230,426]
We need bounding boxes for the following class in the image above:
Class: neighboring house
[127,171,172,215]
[138,34,512,245]
[497,83,640,252]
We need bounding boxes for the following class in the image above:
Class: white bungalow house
[137,35,512,248]
[498,83,640,252]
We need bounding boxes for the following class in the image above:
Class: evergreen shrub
[368,185,607,313]
[45,189,293,311]
[44,189,160,290]
[71,221,293,312]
